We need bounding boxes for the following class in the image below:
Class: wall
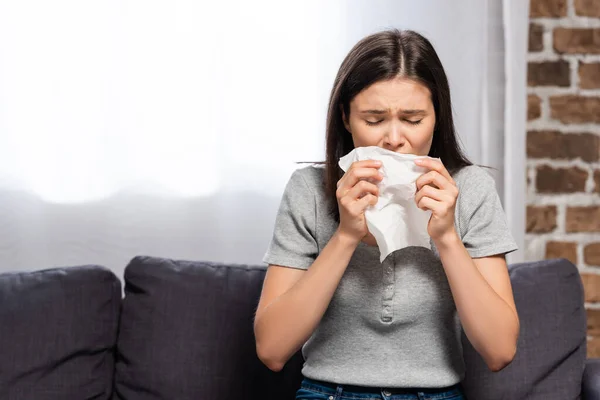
[526,0,600,356]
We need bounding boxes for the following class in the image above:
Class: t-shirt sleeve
[262,169,318,270]
[458,167,518,258]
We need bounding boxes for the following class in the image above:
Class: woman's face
[343,77,435,155]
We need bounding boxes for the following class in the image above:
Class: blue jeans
[296,378,466,400]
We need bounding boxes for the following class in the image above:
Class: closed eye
[365,118,423,126]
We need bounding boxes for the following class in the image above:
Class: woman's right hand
[335,160,383,244]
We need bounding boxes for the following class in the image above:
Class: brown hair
[324,29,472,220]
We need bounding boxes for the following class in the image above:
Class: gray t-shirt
[263,164,517,388]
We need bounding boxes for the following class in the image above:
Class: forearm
[254,230,358,370]
[435,231,519,371]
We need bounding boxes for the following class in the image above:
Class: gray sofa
[0,256,596,399]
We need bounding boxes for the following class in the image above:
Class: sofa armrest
[584,358,600,400]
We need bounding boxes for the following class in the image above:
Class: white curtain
[0,0,528,278]
[501,0,529,264]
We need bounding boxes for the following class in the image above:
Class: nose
[383,121,405,152]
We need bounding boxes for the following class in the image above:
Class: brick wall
[526,0,600,357]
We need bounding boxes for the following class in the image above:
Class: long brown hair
[324,29,472,219]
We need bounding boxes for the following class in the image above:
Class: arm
[254,230,358,372]
[436,233,519,371]
[414,158,519,372]
[255,160,382,372]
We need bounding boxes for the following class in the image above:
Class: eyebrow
[359,109,426,115]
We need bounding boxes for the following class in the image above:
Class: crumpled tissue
[339,146,434,262]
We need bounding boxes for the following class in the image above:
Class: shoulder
[452,165,501,219]
[288,164,326,196]
[452,164,496,192]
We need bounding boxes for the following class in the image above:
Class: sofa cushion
[0,265,121,400]
[113,256,303,400]
[461,258,586,400]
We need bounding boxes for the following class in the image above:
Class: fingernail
[414,159,423,165]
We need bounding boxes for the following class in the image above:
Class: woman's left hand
[414,158,459,242]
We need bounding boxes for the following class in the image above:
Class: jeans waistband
[303,377,462,395]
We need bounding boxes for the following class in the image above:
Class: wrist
[333,229,362,249]
[432,228,461,250]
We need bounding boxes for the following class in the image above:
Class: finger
[340,160,383,187]
[337,165,383,192]
[351,160,383,169]
[345,180,379,200]
[415,185,446,204]
[353,193,378,213]
[414,158,455,185]
[417,196,441,213]
[416,171,455,191]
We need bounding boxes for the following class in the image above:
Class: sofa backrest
[112,256,303,400]
[0,265,120,400]
[461,258,586,400]
[0,257,586,400]
[114,256,587,400]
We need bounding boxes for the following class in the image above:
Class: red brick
[536,165,588,193]
[528,61,571,87]
[528,95,541,121]
[531,0,567,17]
[585,243,600,266]
[554,28,600,54]
[585,310,600,336]
[546,241,578,264]
[526,205,557,233]
[579,62,600,89]
[588,337,600,358]
[527,131,599,162]
[529,23,544,52]
[550,96,600,124]
[567,206,600,232]
[588,309,600,336]
[575,0,600,17]
[581,273,600,302]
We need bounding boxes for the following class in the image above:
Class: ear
[340,105,351,133]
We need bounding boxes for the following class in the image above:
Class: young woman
[254,29,519,400]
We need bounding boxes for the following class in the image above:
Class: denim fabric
[296,378,465,400]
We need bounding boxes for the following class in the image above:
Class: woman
[254,29,519,400]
